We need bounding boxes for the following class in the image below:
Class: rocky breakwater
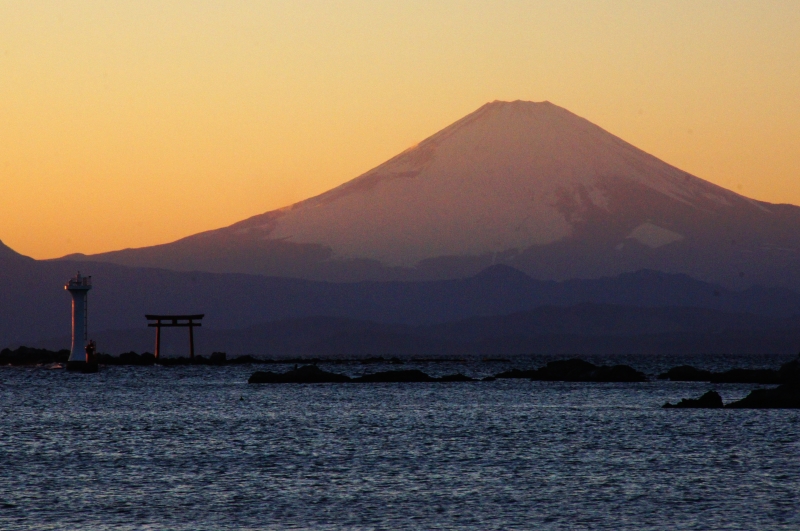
[0,346,70,365]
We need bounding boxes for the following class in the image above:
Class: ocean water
[1,357,799,530]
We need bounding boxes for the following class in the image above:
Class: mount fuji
[63,100,800,289]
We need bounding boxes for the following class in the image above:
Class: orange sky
[1,1,799,259]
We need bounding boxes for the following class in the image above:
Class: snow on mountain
[62,100,800,289]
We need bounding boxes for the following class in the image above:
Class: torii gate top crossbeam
[145,314,204,326]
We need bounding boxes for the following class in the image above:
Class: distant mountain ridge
[61,100,800,290]
[4,239,800,350]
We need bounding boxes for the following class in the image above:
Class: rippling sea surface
[1,355,799,530]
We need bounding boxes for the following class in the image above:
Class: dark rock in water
[726,383,800,409]
[663,390,724,408]
[711,368,781,384]
[482,376,497,381]
[494,368,539,379]
[591,365,647,382]
[531,359,647,382]
[658,365,713,381]
[249,365,351,384]
[537,359,597,381]
[778,356,800,384]
[354,370,436,383]
[438,373,475,382]
[658,357,800,384]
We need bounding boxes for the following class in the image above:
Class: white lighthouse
[65,272,92,369]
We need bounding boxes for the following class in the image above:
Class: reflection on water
[1,358,798,530]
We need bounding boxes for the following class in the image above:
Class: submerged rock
[663,390,724,409]
[778,357,800,384]
[354,370,436,383]
[589,365,647,382]
[531,359,647,382]
[657,365,713,381]
[248,366,478,384]
[248,365,351,384]
[726,384,800,409]
[438,373,476,382]
[537,359,597,380]
[710,369,781,384]
[494,369,539,379]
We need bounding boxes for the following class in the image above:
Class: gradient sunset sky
[2,1,799,259]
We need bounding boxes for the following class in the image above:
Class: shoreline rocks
[664,383,800,409]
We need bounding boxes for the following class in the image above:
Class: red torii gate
[145,314,204,360]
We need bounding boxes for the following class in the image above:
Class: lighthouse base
[66,361,98,373]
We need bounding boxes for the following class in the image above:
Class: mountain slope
[63,100,800,288]
[0,239,34,264]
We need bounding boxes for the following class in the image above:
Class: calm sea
[1,355,798,530]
